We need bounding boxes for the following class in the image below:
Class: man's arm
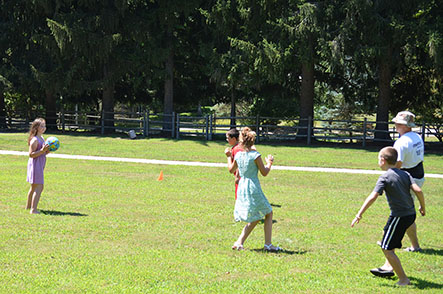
[411,183,425,216]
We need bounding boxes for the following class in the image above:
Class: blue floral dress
[234,150,272,222]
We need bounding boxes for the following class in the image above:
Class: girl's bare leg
[236,220,260,246]
[30,184,43,214]
[26,185,35,209]
[264,212,273,245]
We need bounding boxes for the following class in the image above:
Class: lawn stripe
[1,150,442,179]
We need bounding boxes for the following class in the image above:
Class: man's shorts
[414,177,425,188]
[381,214,416,250]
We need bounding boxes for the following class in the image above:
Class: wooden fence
[1,110,441,146]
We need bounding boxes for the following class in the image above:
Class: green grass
[0,133,442,293]
[0,132,442,173]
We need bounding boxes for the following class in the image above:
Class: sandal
[232,242,244,251]
[264,244,282,252]
[370,267,395,277]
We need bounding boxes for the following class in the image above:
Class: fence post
[205,115,209,140]
[176,114,180,139]
[362,118,367,147]
[307,116,312,145]
[101,109,105,135]
[422,121,426,143]
[61,109,65,133]
[171,112,175,138]
[143,110,147,137]
[256,115,260,143]
[146,111,150,137]
[75,104,79,125]
[209,114,213,140]
[213,113,216,134]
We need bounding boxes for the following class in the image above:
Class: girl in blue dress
[225,127,281,252]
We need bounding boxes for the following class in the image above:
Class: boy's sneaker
[370,267,395,277]
[404,247,422,252]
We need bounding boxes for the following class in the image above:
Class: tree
[328,0,431,140]
[144,1,206,133]
[46,1,143,133]
[227,1,322,136]
[202,0,258,127]
[0,0,48,123]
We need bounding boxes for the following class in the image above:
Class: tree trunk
[163,45,174,135]
[0,90,6,128]
[298,61,315,137]
[230,87,236,128]
[102,64,115,134]
[45,89,57,130]
[374,47,393,141]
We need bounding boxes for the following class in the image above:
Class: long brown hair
[28,118,45,145]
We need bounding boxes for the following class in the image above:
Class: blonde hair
[28,118,45,145]
[379,146,398,165]
[240,127,256,149]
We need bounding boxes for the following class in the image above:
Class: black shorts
[380,214,416,250]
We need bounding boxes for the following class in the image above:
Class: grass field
[0,133,442,293]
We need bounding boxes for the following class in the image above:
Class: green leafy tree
[202,0,258,127]
[45,0,143,132]
[327,0,433,140]
[0,0,49,123]
[228,1,322,136]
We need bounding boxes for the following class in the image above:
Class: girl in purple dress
[26,118,50,214]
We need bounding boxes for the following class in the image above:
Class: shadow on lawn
[251,248,307,255]
[409,277,443,290]
[259,219,278,224]
[40,210,88,217]
[420,248,443,256]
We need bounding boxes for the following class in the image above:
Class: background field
[0,133,442,293]
[1,132,442,173]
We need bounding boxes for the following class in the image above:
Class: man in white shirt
[392,111,425,252]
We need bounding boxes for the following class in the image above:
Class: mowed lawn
[0,133,442,293]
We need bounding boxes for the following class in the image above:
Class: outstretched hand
[265,154,274,165]
[351,216,361,227]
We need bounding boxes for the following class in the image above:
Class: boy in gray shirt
[351,147,425,286]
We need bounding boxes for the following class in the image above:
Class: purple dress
[27,136,46,184]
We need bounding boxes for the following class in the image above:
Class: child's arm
[255,155,273,176]
[226,149,238,173]
[411,183,425,216]
[351,191,379,227]
[28,138,49,158]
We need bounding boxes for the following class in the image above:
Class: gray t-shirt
[374,168,416,217]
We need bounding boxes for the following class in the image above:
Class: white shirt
[393,131,424,169]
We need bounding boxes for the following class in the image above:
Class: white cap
[392,111,416,127]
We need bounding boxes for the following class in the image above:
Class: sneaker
[404,247,422,252]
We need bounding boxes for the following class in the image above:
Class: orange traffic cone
[157,171,164,181]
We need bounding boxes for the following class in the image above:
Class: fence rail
[1,110,441,146]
